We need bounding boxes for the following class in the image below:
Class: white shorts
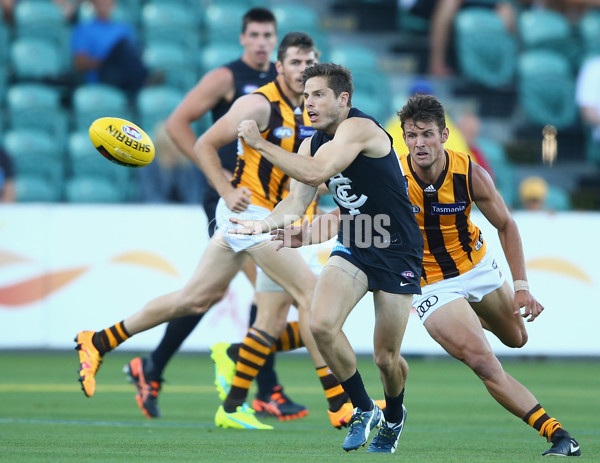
[413,252,505,323]
[215,198,272,252]
[256,245,323,292]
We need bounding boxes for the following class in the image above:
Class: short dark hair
[277,31,317,63]
[397,94,446,133]
[302,63,353,106]
[242,7,277,33]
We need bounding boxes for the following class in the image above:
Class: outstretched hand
[270,219,310,251]
[238,120,262,149]
[514,290,544,322]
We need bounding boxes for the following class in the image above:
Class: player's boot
[542,429,582,457]
[210,342,236,401]
[215,403,274,430]
[74,331,103,398]
[367,405,407,453]
[342,400,383,451]
[252,385,309,421]
[123,357,162,419]
[329,399,386,429]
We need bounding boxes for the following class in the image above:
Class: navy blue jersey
[310,108,423,293]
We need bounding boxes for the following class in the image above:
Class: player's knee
[464,351,500,382]
[372,349,398,376]
[501,328,528,348]
[179,287,225,315]
[309,318,332,345]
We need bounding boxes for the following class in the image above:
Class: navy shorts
[330,241,422,295]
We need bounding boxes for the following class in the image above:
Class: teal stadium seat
[65,176,125,203]
[475,136,508,166]
[7,83,68,143]
[15,175,62,202]
[491,161,516,208]
[330,44,379,72]
[67,131,130,199]
[204,4,246,44]
[579,9,600,58]
[352,91,388,126]
[546,185,572,211]
[14,1,69,70]
[518,50,576,129]
[143,42,198,92]
[142,2,199,53]
[72,84,131,132]
[4,129,65,198]
[198,42,244,75]
[273,3,319,36]
[454,8,516,87]
[10,38,62,81]
[518,9,580,68]
[136,86,185,138]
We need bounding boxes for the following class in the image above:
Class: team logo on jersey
[243,84,259,94]
[299,125,315,139]
[475,230,484,251]
[328,173,368,216]
[273,126,294,139]
[431,202,467,215]
[411,205,421,214]
[401,270,415,278]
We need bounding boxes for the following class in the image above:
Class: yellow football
[88,117,155,168]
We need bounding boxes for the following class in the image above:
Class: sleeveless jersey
[399,148,486,285]
[310,108,423,255]
[231,80,315,211]
[211,59,277,172]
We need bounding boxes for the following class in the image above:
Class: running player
[75,33,356,431]
[123,7,305,420]
[233,63,424,452]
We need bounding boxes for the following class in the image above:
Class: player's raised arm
[193,94,270,212]
[471,163,544,322]
[238,116,386,186]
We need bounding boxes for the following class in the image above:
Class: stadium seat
[273,3,320,36]
[352,91,389,125]
[143,42,198,92]
[15,175,62,202]
[10,38,62,81]
[475,136,508,166]
[67,131,130,198]
[204,4,246,44]
[65,176,125,203]
[3,129,65,196]
[197,42,244,75]
[141,2,199,53]
[6,83,68,143]
[546,185,572,211]
[518,9,580,68]
[579,9,600,58]
[72,84,131,132]
[491,161,516,208]
[454,8,516,87]
[330,44,379,72]
[517,50,577,129]
[136,86,185,138]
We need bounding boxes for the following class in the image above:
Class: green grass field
[0,351,598,462]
